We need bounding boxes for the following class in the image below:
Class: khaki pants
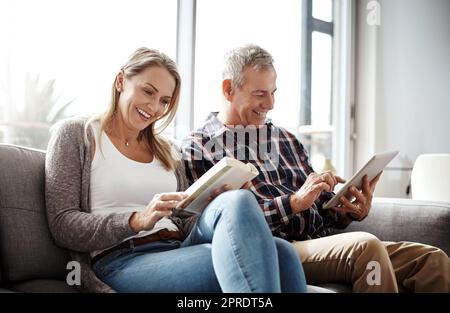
[292,231,450,292]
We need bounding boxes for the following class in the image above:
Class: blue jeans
[93,189,307,293]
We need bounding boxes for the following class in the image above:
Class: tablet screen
[323,151,399,209]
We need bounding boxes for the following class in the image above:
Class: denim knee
[274,237,299,261]
[215,189,261,217]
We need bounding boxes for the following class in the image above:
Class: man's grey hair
[222,44,274,88]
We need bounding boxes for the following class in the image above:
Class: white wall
[354,0,450,198]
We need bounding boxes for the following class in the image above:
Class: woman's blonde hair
[86,47,181,170]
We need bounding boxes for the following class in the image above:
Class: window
[0,0,177,149]
[1,0,350,175]
[312,0,333,22]
[299,0,335,172]
[194,0,302,134]
[193,0,342,173]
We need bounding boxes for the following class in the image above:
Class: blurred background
[0,0,449,198]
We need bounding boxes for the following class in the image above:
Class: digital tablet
[322,151,399,209]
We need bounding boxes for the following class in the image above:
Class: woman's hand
[177,184,233,210]
[334,172,382,221]
[241,181,253,190]
[130,192,188,233]
[290,171,346,214]
[206,184,232,202]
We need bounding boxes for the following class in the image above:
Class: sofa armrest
[333,197,450,256]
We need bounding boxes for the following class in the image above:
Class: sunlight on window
[194,0,302,134]
[311,31,332,126]
[0,0,176,148]
[300,30,333,171]
[312,0,333,22]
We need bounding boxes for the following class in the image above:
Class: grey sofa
[0,143,449,293]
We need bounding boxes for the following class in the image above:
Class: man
[181,44,450,292]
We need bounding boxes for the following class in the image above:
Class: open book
[176,157,259,214]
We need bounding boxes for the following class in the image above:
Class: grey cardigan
[45,118,197,292]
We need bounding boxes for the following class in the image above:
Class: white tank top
[89,122,179,255]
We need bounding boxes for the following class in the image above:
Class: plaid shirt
[181,112,352,241]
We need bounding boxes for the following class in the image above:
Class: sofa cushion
[8,279,79,293]
[334,197,450,256]
[0,144,70,282]
[317,283,352,293]
[307,284,336,293]
[0,287,14,293]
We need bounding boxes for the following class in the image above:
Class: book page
[176,157,258,214]
[178,166,232,209]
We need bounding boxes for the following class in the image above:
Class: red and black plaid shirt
[181,112,352,241]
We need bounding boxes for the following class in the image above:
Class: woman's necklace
[106,127,132,147]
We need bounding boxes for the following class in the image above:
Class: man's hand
[334,172,383,221]
[290,171,346,214]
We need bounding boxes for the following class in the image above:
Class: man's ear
[115,71,124,92]
[222,79,233,101]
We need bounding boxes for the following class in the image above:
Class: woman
[45,47,307,293]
